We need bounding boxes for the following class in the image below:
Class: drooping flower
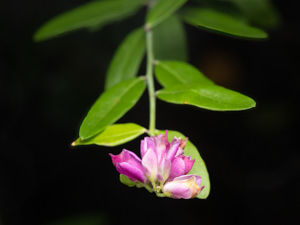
[109,131,204,199]
[163,175,204,199]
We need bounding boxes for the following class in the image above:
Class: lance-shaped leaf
[156,130,210,199]
[146,0,188,29]
[229,0,280,29]
[105,28,146,90]
[155,61,213,88]
[156,83,256,111]
[79,77,146,140]
[73,123,146,147]
[34,0,145,41]
[153,15,188,61]
[181,7,268,39]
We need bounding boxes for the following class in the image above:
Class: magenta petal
[182,156,195,174]
[166,138,181,162]
[140,137,155,158]
[163,131,170,151]
[154,134,167,164]
[157,157,171,182]
[142,148,158,181]
[163,175,204,199]
[168,157,185,181]
[163,181,192,199]
[109,149,142,168]
[109,149,146,183]
[116,162,145,183]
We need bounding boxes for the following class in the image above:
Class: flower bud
[163,175,204,199]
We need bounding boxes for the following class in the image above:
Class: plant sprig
[34,0,279,199]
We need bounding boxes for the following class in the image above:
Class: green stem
[146,28,156,136]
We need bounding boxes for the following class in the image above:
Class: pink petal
[163,181,192,199]
[116,162,146,183]
[163,175,204,199]
[142,148,158,181]
[109,150,146,183]
[166,137,182,162]
[181,156,195,174]
[140,137,155,158]
[154,134,167,164]
[157,157,171,182]
[168,157,185,181]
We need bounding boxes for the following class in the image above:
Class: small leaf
[156,130,210,199]
[79,77,146,140]
[182,7,268,39]
[73,123,146,147]
[146,0,188,29]
[153,15,188,61]
[34,0,145,41]
[120,174,137,187]
[156,83,256,111]
[155,61,213,88]
[230,0,280,29]
[105,28,146,90]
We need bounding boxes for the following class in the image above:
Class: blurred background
[1,0,299,224]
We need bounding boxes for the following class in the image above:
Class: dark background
[1,0,299,225]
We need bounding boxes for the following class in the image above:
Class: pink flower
[109,149,147,183]
[109,131,204,199]
[163,175,204,199]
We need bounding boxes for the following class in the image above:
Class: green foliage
[157,83,256,111]
[74,123,146,147]
[105,28,146,90]
[156,130,210,199]
[34,0,279,200]
[155,61,213,88]
[79,77,146,140]
[146,0,188,29]
[34,0,145,41]
[182,7,268,39]
[153,15,188,61]
[229,0,280,29]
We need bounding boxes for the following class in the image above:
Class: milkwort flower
[109,131,204,199]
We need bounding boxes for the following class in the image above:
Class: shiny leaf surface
[79,77,146,140]
[157,83,256,111]
[105,28,146,90]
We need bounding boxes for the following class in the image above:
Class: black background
[1,1,299,225]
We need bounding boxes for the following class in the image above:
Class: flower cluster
[109,131,204,199]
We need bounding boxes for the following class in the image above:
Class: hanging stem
[145,27,156,136]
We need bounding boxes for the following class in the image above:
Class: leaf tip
[71,139,78,146]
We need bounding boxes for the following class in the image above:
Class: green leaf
[230,0,280,29]
[79,77,146,140]
[73,123,146,147]
[156,83,256,111]
[120,174,137,187]
[153,15,188,61]
[155,61,213,88]
[146,0,188,29]
[182,7,268,39]
[105,28,146,90]
[34,0,145,41]
[156,130,210,199]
